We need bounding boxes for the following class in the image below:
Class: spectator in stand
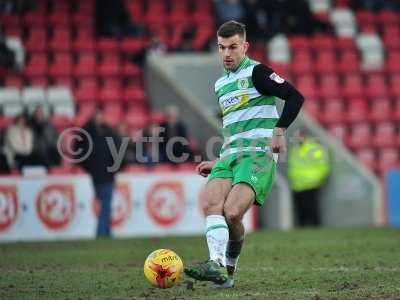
[140,121,165,164]
[350,0,400,10]
[75,109,123,237]
[159,105,193,164]
[0,128,11,173]
[4,112,36,170]
[175,30,195,52]
[30,107,60,167]
[280,0,332,36]
[214,0,245,26]
[116,121,140,165]
[0,25,16,79]
[147,35,167,57]
[243,0,269,41]
[95,0,137,37]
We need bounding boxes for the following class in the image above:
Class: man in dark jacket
[75,109,123,237]
[159,106,193,164]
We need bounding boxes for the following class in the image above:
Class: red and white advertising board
[0,173,255,242]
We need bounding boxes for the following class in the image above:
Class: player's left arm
[252,64,305,153]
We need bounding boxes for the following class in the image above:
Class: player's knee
[224,206,241,225]
[204,198,223,215]
[203,187,224,215]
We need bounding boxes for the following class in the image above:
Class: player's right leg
[184,178,232,284]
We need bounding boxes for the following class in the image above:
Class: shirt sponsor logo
[269,72,285,84]
[221,96,240,110]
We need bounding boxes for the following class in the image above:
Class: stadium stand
[0,0,399,180]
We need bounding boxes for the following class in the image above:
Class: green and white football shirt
[215,56,279,158]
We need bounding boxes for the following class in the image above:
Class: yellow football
[143,249,183,288]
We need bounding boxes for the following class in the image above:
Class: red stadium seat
[342,73,364,98]
[121,38,146,54]
[296,74,319,99]
[320,99,345,124]
[365,73,387,98]
[311,35,335,50]
[53,76,74,89]
[369,99,392,122]
[23,12,46,26]
[96,38,119,53]
[346,98,368,123]
[103,103,123,127]
[291,50,313,74]
[336,37,357,50]
[385,51,400,72]
[314,50,337,73]
[122,86,146,104]
[125,110,149,129]
[388,73,400,98]
[49,27,71,51]
[377,147,399,175]
[50,115,73,131]
[356,10,376,26]
[24,53,48,77]
[4,75,23,88]
[338,50,360,73]
[74,53,97,77]
[319,74,341,98]
[289,36,310,51]
[49,53,72,77]
[74,78,99,103]
[29,76,49,87]
[98,54,121,77]
[347,122,372,149]
[121,62,141,78]
[150,111,166,124]
[355,148,376,172]
[377,10,399,26]
[25,27,47,52]
[48,12,70,26]
[126,1,144,22]
[393,99,400,122]
[373,122,397,148]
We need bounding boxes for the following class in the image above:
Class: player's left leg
[216,183,255,288]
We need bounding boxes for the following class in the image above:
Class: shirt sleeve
[252,64,304,128]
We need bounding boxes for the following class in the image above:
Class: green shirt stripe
[223,118,279,137]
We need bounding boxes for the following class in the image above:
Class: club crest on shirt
[238,78,249,89]
[269,72,285,84]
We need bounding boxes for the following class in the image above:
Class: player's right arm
[196,160,217,177]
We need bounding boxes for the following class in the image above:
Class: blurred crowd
[214,0,333,41]
[0,105,195,174]
[0,108,60,173]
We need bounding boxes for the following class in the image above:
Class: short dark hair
[217,20,246,39]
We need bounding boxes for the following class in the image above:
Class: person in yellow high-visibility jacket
[288,132,330,226]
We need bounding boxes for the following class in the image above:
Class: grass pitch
[1,227,400,300]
